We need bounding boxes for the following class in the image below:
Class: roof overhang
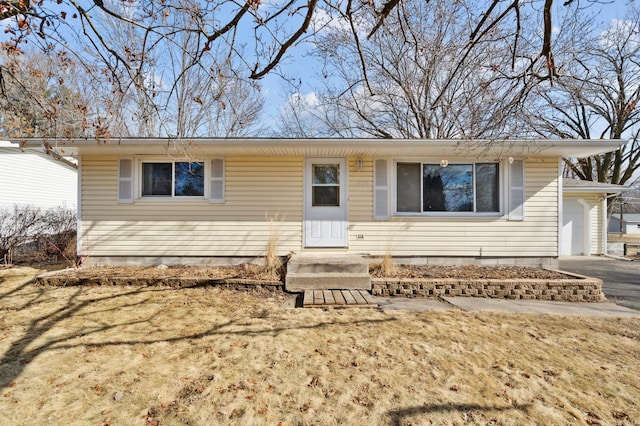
[611,214,640,223]
[563,178,631,194]
[7,137,628,159]
[1,140,78,170]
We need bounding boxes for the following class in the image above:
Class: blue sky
[256,0,635,132]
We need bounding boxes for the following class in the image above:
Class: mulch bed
[38,263,577,282]
[44,264,281,281]
[369,264,576,280]
[32,263,599,301]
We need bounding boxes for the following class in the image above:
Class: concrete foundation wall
[84,255,560,269]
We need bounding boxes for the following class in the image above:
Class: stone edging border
[371,270,605,302]
[35,269,605,302]
[34,273,284,292]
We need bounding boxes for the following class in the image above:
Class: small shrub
[371,252,397,277]
[0,204,76,265]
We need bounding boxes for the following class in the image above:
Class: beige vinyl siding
[81,156,303,257]
[347,159,559,257]
[348,157,374,222]
[82,155,561,259]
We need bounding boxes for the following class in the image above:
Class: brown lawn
[1,267,639,426]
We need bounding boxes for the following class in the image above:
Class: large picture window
[396,162,500,214]
[141,161,205,197]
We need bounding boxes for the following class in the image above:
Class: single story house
[10,138,627,267]
[0,141,77,210]
[561,179,629,256]
[608,213,640,235]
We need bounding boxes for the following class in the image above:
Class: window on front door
[312,164,340,206]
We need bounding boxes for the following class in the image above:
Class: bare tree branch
[250,0,318,79]
[542,0,557,83]
[367,0,400,39]
[345,0,374,96]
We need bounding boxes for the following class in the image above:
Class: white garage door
[562,199,585,256]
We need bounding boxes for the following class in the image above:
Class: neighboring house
[0,141,77,210]
[13,138,626,267]
[561,179,629,256]
[609,214,640,235]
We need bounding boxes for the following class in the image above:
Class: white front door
[304,158,348,247]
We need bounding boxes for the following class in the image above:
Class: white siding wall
[0,148,77,209]
[591,195,604,254]
[80,156,303,257]
[563,193,605,255]
[625,223,640,234]
[81,155,560,259]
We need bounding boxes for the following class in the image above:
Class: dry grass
[1,267,639,426]
[263,215,284,277]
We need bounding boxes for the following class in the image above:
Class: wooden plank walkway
[302,289,378,308]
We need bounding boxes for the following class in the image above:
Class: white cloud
[300,91,320,106]
[600,18,640,50]
[311,5,374,39]
[311,8,351,33]
[280,91,320,116]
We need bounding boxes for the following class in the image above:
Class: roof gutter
[8,137,630,159]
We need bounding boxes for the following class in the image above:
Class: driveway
[560,257,640,311]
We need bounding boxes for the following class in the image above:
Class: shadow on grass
[0,283,159,388]
[387,403,532,425]
[0,272,40,302]
[0,271,396,389]
[47,316,395,353]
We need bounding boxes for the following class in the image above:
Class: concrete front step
[286,272,372,291]
[285,254,371,292]
[287,254,369,274]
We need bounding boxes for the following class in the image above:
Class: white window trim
[391,159,505,218]
[131,157,212,202]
